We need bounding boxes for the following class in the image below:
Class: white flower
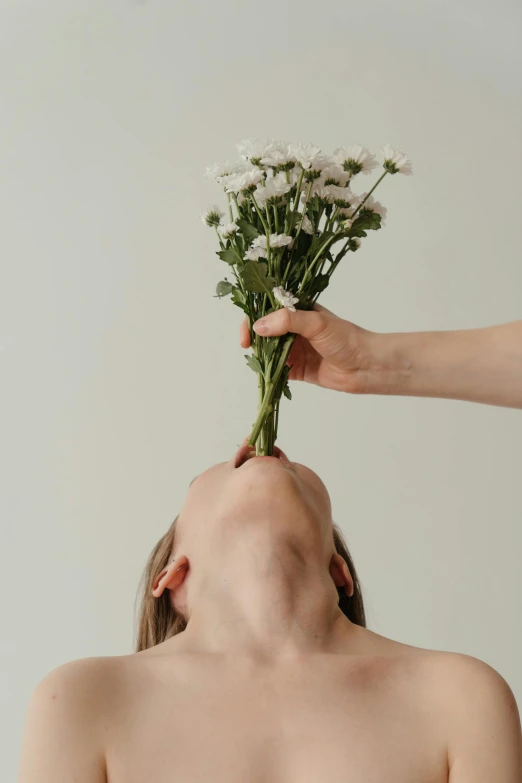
[301,215,314,234]
[244,236,268,261]
[237,138,277,163]
[254,172,292,207]
[288,166,304,187]
[244,233,292,260]
[321,164,351,186]
[245,245,264,261]
[304,183,333,203]
[273,285,299,312]
[356,193,387,223]
[333,145,378,175]
[225,169,265,194]
[341,218,353,230]
[268,233,293,249]
[205,159,254,185]
[201,204,225,227]
[381,144,413,175]
[260,142,296,169]
[324,185,355,207]
[288,143,330,172]
[219,222,239,239]
[350,237,361,250]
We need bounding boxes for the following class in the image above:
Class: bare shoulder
[372,639,522,779]
[24,654,135,739]
[417,651,522,780]
[364,630,520,719]
[31,655,124,709]
[19,657,127,782]
[413,648,519,706]
[389,642,519,708]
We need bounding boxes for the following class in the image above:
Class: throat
[178,551,354,659]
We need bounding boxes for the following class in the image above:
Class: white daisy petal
[301,215,314,235]
[273,285,300,312]
[201,204,225,227]
[254,172,292,207]
[333,145,378,175]
[288,143,331,172]
[219,222,239,239]
[225,169,265,194]
[356,193,387,223]
[381,144,413,175]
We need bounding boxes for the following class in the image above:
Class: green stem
[299,232,341,292]
[266,206,273,233]
[349,170,388,220]
[291,169,304,213]
[286,168,304,234]
[294,180,313,241]
[326,206,340,231]
[214,226,224,249]
[248,334,296,450]
[284,171,292,230]
[251,193,269,234]
[274,397,280,441]
[335,239,350,262]
[283,180,313,286]
[227,193,234,222]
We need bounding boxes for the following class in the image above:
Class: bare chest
[107,658,448,783]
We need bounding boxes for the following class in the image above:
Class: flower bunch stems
[249,333,297,455]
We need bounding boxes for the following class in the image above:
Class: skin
[18,449,522,782]
[240,303,522,408]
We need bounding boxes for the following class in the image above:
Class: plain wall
[1,0,521,778]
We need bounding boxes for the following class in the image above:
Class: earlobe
[152,555,189,598]
[330,554,354,598]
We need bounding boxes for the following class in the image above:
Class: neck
[177,524,358,660]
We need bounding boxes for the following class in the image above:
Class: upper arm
[445,654,522,783]
[17,659,109,783]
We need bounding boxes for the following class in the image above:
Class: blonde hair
[135,516,366,652]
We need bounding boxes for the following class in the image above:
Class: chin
[234,455,298,482]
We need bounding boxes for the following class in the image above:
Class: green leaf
[351,212,381,233]
[231,288,248,314]
[236,219,260,243]
[348,227,368,238]
[310,273,330,296]
[283,382,292,400]
[263,337,278,361]
[234,233,245,254]
[240,261,276,295]
[215,280,234,298]
[231,288,246,306]
[293,228,314,258]
[312,229,335,252]
[245,353,263,374]
[217,248,241,265]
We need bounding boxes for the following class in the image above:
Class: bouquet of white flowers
[203,139,412,456]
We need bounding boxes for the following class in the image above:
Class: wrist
[356,330,414,396]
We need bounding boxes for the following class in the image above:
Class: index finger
[240,317,251,349]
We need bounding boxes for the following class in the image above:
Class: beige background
[1,0,521,778]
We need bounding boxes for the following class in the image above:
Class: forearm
[364,321,522,408]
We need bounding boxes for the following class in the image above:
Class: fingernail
[254,319,268,334]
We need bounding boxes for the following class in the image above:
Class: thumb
[253,304,333,342]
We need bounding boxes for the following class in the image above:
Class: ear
[329,553,354,598]
[152,555,189,598]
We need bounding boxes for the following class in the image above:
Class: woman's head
[136,444,366,651]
